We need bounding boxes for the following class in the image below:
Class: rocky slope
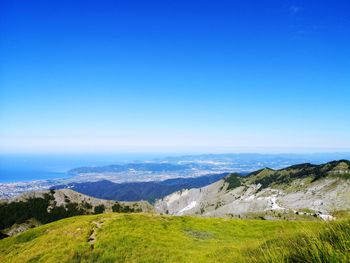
[155,160,350,220]
[11,189,153,212]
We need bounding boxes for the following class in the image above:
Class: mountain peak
[245,160,350,188]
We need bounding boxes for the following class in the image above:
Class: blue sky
[1,0,349,153]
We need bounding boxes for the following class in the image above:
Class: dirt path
[88,220,104,250]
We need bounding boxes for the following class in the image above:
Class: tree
[94,205,105,214]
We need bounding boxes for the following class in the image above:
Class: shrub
[224,174,241,190]
[112,202,122,212]
[94,205,105,214]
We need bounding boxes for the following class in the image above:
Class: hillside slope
[1,213,348,263]
[155,160,350,220]
[0,189,152,237]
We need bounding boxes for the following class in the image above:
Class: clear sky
[1,0,349,154]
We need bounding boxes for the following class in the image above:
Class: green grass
[331,173,350,180]
[0,213,348,263]
[247,218,350,262]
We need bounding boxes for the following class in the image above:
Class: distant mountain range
[52,173,228,203]
[3,153,350,200]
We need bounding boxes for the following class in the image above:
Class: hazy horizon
[1,151,350,183]
[2,148,350,155]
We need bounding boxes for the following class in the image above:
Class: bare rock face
[4,218,41,237]
[155,160,350,220]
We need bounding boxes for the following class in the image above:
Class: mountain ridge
[155,160,350,220]
[244,159,350,189]
[51,173,228,203]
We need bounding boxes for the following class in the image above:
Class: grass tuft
[247,219,350,262]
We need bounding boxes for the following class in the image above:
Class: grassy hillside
[0,213,348,262]
[0,189,151,238]
[218,160,350,193]
[244,160,350,189]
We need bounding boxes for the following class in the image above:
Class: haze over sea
[2,152,350,183]
[0,153,168,183]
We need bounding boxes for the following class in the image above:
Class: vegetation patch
[111,202,141,213]
[331,173,350,180]
[0,192,85,231]
[93,205,105,214]
[184,228,215,240]
[223,173,242,190]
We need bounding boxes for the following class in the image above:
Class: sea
[1,152,350,183]
[0,153,168,183]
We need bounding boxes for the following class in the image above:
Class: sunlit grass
[0,213,348,262]
[247,218,350,262]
